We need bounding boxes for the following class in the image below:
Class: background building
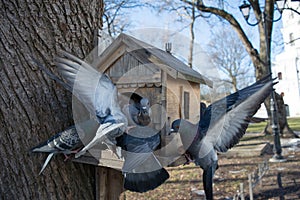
[273,0,300,117]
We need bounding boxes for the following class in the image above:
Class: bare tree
[177,0,296,136]
[207,27,253,92]
[0,0,103,198]
[103,0,147,37]
[158,0,209,68]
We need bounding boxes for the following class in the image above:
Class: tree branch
[180,0,261,68]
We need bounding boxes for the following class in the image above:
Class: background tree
[178,0,296,136]
[158,0,211,68]
[207,26,254,92]
[103,0,147,37]
[0,0,103,198]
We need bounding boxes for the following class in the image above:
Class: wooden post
[248,173,253,200]
[258,163,263,187]
[240,183,245,200]
[95,166,124,200]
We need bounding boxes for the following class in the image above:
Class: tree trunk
[256,2,295,137]
[264,93,296,137]
[190,0,296,137]
[188,2,196,68]
[0,0,103,199]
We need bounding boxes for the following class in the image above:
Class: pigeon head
[200,102,207,118]
[139,98,150,113]
[136,98,151,126]
[170,119,198,151]
[169,119,181,133]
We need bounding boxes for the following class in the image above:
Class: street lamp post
[239,0,287,162]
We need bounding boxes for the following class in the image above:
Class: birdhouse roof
[96,33,213,87]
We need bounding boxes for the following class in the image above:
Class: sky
[102,1,285,91]
[121,6,226,81]
[119,1,284,59]
[125,6,214,50]
[120,4,258,88]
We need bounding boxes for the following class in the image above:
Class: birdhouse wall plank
[166,76,201,124]
[107,52,162,85]
[97,45,127,72]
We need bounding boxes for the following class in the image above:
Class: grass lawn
[247,117,300,133]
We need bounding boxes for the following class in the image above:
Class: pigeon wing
[118,127,161,173]
[202,81,274,153]
[200,75,274,132]
[55,51,117,120]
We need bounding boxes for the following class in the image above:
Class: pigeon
[122,97,151,127]
[170,75,276,200]
[33,52,168,192]
[119,94,169,192]
[30,126,81,175]
[116,126,169,192]
[30,119,99,174]
[50,51,127,158]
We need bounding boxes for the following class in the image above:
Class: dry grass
[121,132,300,200]
[122,154,300,200]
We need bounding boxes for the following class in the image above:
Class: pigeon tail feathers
[124,168,169,193]
[39,153,55,175]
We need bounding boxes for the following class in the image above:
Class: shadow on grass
[240,134,269,142]
[165,176,248,185]
[253,185,300,199]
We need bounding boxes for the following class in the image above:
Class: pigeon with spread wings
[50,51,127,157]
[32,52,168,192]
[171,76,276,200]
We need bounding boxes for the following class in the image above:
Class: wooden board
[72,149,123,170]
[95,167,124,200]
[73,150,124,200]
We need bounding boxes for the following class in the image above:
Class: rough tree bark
[0,0,103,199]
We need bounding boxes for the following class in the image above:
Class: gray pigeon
[30,119,99,174]
[32,52,166,192]
[51,51,127,158]
[116,126,169,192]
[30,126,81,175]
[171,75,276,200]
[122,97,151,127]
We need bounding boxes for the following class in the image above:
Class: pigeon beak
[141,107,149,114]
[168,128,176,135]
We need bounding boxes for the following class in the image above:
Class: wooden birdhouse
[72,33,212,199]
[96,33,212,128]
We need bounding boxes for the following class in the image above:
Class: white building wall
[274,0,300,117]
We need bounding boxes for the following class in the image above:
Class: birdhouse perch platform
[72,148,123,170]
